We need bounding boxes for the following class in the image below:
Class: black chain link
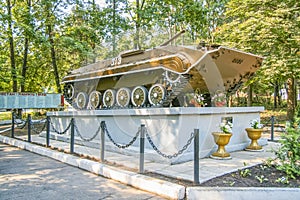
[34,118,47,124]
[14,118,28,129]
[31,119,47,134]
[73,119,101,142]
[145,129,195,159]
[50,118,72,135]
[14,117,46,131]
[101,121,140,149]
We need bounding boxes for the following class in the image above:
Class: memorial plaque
[0,93,62,109]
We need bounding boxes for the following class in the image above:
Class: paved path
[0,142,165,200]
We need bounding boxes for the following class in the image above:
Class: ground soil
[199,164,300,188]
[1,123,299,188]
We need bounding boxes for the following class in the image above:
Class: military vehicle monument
[47,31,265,163]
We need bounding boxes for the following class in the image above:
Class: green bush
[275,127,300,179]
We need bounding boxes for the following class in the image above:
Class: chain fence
[73,119,101,142]
[4,115,201,184]
[263,115,286,141]
[31,119,47,134]
[264,116,286,132]
[7,114,196,161]
[145,128,195,159]
[50,118,72,135]
[12,115,47,134]
[15,118,28,129]
[100,121,195,159]
[101,121,140,149]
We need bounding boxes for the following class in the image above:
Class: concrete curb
[0,135,185,200]
[186,187,300,200]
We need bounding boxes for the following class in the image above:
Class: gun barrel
[160,30,186,46]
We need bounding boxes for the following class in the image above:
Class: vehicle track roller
[64,84,75,100]
[116,87,131,107]
[76,92,88,109]
[89,91,101,109]
[148,84,166,106]
[103,89,116,108]
[131,86,148,107]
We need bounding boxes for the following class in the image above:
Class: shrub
[274,127,300,179]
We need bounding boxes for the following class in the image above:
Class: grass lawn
[0,112,12,121]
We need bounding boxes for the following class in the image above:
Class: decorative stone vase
[210,132,232,159]
[245,128,263,151]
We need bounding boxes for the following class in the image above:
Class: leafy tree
[0,1,11,91]
[61,1,106,68]
[13,0,35,92]
[103,0,129,57]
[4,0,18,92]
[214,0,300,121]
[124,0,227,47]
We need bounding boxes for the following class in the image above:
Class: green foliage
[255,175,268,183]
[0,112,12,121]
[239,168,252,177]
[0,0,297,113]
[275,176,290,184]
[222,180,235,186]
[0,0,229,94]
[214,0,300,118]
[275,127,300,179]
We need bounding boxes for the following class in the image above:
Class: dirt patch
[200,164,300,188]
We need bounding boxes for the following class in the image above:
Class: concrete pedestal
[47,107,266,164]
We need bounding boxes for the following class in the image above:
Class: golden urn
[210,132,232,159]
[245,128,263,151]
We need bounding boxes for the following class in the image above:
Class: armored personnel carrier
[62,31,263,109]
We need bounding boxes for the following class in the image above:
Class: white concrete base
[47,107,266,164]
[186,187,300,200]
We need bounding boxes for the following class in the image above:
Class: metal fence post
[100,121,105,162]
[70,118,75,154]
[11,112,15,138]
[46,116,50,147]
[27,114,31,142]
[139,124,145,174]
[194,129,200,185]
[270,116,274,141]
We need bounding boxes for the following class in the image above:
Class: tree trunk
[287,77,295,122]
[21,37,29,92]
[273,81,278,109]
[20,0,32,92]
[294,79,298,108]
[47,25,61,93]
[7,0,17,92]
[247,84,252,107]
[134,0,140,49]
[278,84,282,107]
[112,0,116,56]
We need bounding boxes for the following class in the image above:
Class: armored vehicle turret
[62,33,263,110]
